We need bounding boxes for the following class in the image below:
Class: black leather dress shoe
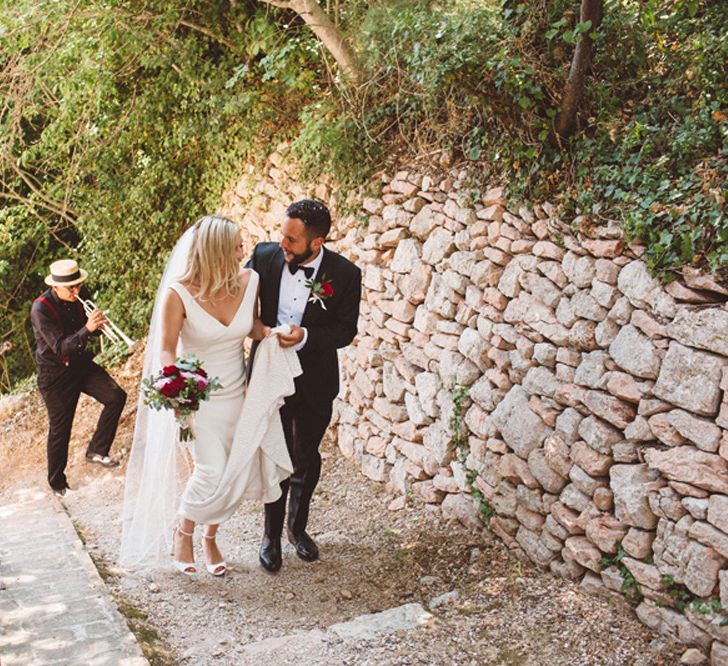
[287,529,319,562]
[259,536,282,572]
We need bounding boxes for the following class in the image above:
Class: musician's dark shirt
[30,287,94,370]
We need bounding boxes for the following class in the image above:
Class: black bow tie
[289,263,314,279]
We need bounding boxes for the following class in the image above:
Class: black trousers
[264,396,332,539]
[38,361,126,490]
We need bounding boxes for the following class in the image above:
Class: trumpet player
[30,259,127,497]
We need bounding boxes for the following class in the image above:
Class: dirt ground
[0,349,684,665]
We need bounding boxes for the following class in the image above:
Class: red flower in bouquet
[142,355,222,441]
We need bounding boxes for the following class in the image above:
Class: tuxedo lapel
[268,246,285,324]
[301,248,332,327]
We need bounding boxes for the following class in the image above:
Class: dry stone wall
[221,147,728,663]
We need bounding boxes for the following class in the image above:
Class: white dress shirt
[276,248,324,351]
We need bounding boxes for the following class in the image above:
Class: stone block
[391,238,423,273]
[707,495,728,535]
[644,447,728,495]
[361,454,388,482]
[522,366,561,398]
[578,416,622,455]
[516,526,558,568]
[610,464,659,529]
[528,449,568,494]
[617,261,676,318]
[572,290,608,321]
[622,527,656,559]
[635,602,711,651]
[564,536,602,572]
[648,413,688,447]
[667,410,722,453]
[490,386,552,459]
[412,480,445,504]
[560,483,591,513]
[574,351,609,389]
[585,515,627,555]
[562,252,595,288]
[667,306,728,356]
[569,465,606,497]
[555,407,583,444]
[441,493,481,530]
[609,324,661,379]
[594,487,614,511]
[713,643,728,666]
[583,391,636,430]
[653,342,727,417]
[621,557,665,590]
[551,501,583,535]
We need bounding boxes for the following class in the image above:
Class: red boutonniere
[305,273,334,310]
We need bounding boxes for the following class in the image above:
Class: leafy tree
[0,0,322,382]
[259,0,362,82]
[554,0,604,140]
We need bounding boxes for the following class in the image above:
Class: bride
[120,216,300,575]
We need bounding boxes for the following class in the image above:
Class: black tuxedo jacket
[247,243,361,408]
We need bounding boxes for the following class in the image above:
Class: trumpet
[77,297,136,351]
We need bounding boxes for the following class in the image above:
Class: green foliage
[0,0,321,383]
[290,98,378,191]
[448,382,495,524]
[502,0,726,275]
[449,383,471,451]
[659,575,725,616]
[2,0,726,388]
[352,0,727,275]
[598,542,643,603]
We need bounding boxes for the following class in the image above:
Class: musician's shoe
[85,453,120,468]
[52,484,73,498]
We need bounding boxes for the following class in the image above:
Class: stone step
[237,602,433,660]
[0,488,147,665]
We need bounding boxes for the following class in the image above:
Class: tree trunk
[554,0,603,141]
[261,0,361,83]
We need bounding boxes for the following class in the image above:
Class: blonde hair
[179,216,242,301]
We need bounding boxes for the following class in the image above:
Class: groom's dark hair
[287,199,331,240]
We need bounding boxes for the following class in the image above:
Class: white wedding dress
[120,233,300,571]
[170,276,255,517]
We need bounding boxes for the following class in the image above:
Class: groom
[247,199,361,572]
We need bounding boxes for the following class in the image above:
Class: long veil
[119,227,195,570]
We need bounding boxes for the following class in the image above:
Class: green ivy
[598,542,643,603]
[659,575,725,617]
[449,382,495,524]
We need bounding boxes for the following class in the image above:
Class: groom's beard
[285,242,315,266]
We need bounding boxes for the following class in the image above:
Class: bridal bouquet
[142,355,222,441]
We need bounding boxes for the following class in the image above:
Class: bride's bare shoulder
[239,266,255,285]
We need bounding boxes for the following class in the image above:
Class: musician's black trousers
[264,397,332,539]
[38,361,126,490]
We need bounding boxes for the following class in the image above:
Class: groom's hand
[276,324,304,348]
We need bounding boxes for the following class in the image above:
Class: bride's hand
[250,319,269,341]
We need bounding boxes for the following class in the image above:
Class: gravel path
[0,354,684,665]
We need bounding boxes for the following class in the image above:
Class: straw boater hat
[44,259,88,287]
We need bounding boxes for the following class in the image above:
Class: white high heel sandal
[202,533,227,576]
[172,527,197,575]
